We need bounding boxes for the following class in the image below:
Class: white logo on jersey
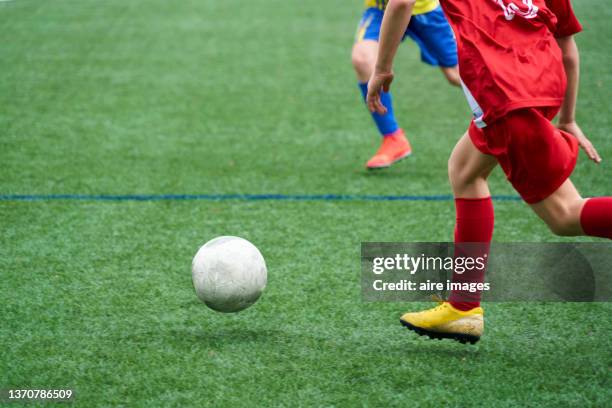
[494,0,539,20]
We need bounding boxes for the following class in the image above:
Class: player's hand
[367,70,394,114]
[558,121,602,164]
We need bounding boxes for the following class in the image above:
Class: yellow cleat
[400,302,484,344]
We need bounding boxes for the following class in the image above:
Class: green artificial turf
[1,0,611,406]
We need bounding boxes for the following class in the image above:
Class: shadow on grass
[165,327,294,348]
[400,337,483,358]
[354,331,483,363]
[359,168,410,178]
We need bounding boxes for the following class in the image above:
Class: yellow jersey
[364,0,439,15]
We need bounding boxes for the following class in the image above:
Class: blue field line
[0,193,522,202]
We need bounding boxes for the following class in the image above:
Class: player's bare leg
[351,40,377,83]
[448,132,498,198]
[353,40,411,169]
[401,133,497,344]
[530,179,612,238]
[440,65,461,87]
[530,179,586,236]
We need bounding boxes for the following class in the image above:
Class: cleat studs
[401,321,480,345]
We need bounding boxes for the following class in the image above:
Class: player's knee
[547,217,577,236]
[544,205,581,236]
[538,198,585,236]
[448,154,468,189]
[448,151,490,196]
[351,45,374,77]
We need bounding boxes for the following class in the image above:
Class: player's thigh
[352,8,383,78]
[449,132,498,190]
[440,66,460,86]
[529,179,586,235]
[406,7,458,68]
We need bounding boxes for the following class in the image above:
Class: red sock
[580,197,612,239]
[448,197,494,311]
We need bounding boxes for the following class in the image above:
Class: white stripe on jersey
[460,80,487,128]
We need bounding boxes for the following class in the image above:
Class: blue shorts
[356,6,458,68]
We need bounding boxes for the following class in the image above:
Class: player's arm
[366,0,415,114]
[557,36,579,127]
[556,36,601,163]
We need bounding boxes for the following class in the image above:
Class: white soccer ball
[192,236,267,313]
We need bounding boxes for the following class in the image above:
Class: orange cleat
[366,129,412,169]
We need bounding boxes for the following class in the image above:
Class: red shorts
[469,107,579,204]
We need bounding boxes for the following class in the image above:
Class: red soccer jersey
[440,0,582,126]
[545,0,582,37]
